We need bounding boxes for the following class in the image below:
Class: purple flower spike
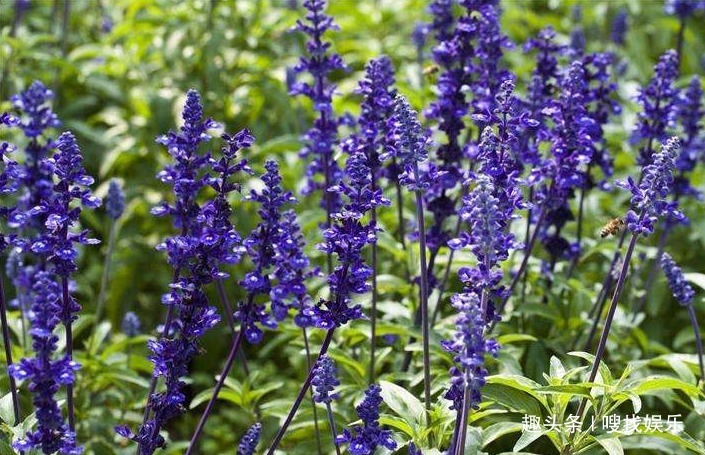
[617,136,684,236]
[611,8,628,45]
[126,92,253,454]
[236,160,298,342]
[665,0,704,18]
[292,0,346,215]
[631,50,680,166]
[442,292,500,411]
[121,311,141,337]
[237,422,262,455]
[386,94,431,191]
[8,272,81,455]
[312,354,340,404]
[337,384,397,455]
[106,179,125,220]
[660,252,695,306]
[8,80,61,138]
[313,140,387,329]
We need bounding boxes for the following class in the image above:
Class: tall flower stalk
[89,179,125,355]
[336,384,397,455]
[95,179,125,323]
[186,160,303,454]
[9,131,101,454]
[312,355,341,455]
[267,131,386,454]
[583,50,680,348]
[571,137,684,439]
[349,56,396,383]
[660,252,704,379]
[291,0,346,273]
[118,91,251,455]
[633,75,703,315]
[386,94,433,417]
[500,61,595,311]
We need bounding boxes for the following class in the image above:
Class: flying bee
[423,64,439,76]
[600,217,625,238]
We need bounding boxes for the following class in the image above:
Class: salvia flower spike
[237,422,262,455]
[337,384,397,455]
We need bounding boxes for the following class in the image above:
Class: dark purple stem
[215,279,250,376]
[185,328,245,455]
[413,168,432,420]
[574,232,639,424]
[266,329,335,454]
[0,269,21,425]
[325,402,342,455]
[686,305,705,380]
[302,327,324,455]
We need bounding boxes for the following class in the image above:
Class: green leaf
[568,351,613,385]
[0,393,16,425]
[548,356,566,380]
[627,431,705,455]
[483,382,545,416]
[379,415,415,437]
[482,422,523,447]
[630,376,704,398]
[379,380,425,425]
[190,389,242,410]
[593,435,624,455]
[536,385,593,398]
[496,334,538,345]
[513,430,545,452]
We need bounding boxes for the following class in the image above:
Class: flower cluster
[611,8,628,45]
[313,142,389,329]
[521,27,567,166]
[0,140,22,252]
[470,2,512,119]
[675,76,704,178]
[450,175,514,298]
[355,56,397,182]
[442,292,500,411]
[532,61,596,262]
[121,91,252,454]
[9,272,81,454]
[337,384,397,455]
[271,210,318,327]
[618,136,684,236]
[631,50,680,166]
[7,80,61,138]
[121,311,141,337]
[236,160,298,343]
[583,52,621,183]
[660,252,695,306]
[292,0,346,215]
[386,94,431,191]
[312,354,340,404]
[105,179,125,220]
[4,118,100,453]
[237,422,262,455]
[664,0,705,18]
[428,0,454,43]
